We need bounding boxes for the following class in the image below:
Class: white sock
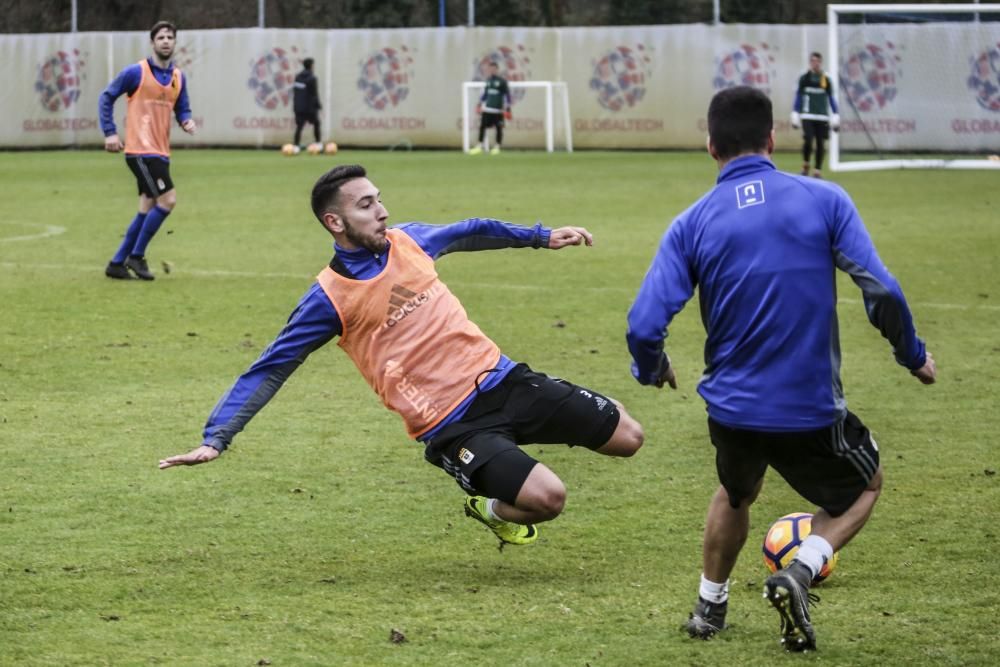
[485,498,502,521]
[794,534,834,579]
[699,574,729,604]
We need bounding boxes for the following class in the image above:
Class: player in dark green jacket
[470,62,511,155]
[791,52,840,178]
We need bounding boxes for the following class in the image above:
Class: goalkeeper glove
[504,109,512,120]
[790,111,801,129]
[830,113,841,132]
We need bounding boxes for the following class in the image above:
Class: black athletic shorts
[802,119,830,142]
[295,111,320,126]
[708,411,879,517]
[424,363,621,504]
[126,156,174,198]
[480,111,505,129]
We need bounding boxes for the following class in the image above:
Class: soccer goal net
[829,3,1000,171]
[461,81,573,153]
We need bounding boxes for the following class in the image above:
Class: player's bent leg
[594,402,643,457]
[155,188,177,211]
[495,463,566,524]
[811,465,882,551]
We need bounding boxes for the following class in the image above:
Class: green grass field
[1,148,997,666]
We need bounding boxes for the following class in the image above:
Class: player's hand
[104,134,123,152]
[475,104,482,114]
[504,109,512,120]
[790,111,801,129]
[159,445,220,469]
[181,119,197,135]
[830,113,841,132]
[548,226,593,249]
[911,351,936,385]
[655,363,677,390]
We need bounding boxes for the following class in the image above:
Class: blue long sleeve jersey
[203,218,552,451]
[98,58,192,159]
[626,155,926,431]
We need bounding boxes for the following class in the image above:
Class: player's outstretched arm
[159,445,220,469]
[911,350,936,385]
[548,226,593,249]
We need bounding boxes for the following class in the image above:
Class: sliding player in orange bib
[159,164,644,546]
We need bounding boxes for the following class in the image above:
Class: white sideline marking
[0,222,67,243]
[0,261,997,312]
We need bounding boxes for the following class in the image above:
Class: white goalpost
[828,3,1000,171]
[461,81,573,153]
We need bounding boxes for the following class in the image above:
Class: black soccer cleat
[764,561,819,652]
[124,256,155,281]
[684,596,727,639]
[105,262,134,280]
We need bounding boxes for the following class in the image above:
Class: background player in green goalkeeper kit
[470,61,511,155]
[791,52,840,178]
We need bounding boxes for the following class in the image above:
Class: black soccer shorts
[802,118,830,142]
[424,363,621,504]
[708,411,879,517]
[126,156,174,198]
[480,111,505,129]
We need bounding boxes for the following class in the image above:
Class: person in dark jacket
[293,58,322,148]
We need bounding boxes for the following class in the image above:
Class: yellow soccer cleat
[489,145,501,155]
[464,496,538,545]
[468,146,483,155]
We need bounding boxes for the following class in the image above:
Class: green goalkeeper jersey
[794,70,839,121]
[481,75,510,113]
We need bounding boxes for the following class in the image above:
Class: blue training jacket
[626,155,926,432]
[203,218,551,451]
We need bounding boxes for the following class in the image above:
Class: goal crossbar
[461,81,573,153]
[827,4,1000,171]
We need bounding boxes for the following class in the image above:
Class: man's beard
[345,222,387,254]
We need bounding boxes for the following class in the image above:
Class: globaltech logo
[384,283,442,329]
[247,46,303,110]
[589,44,652,111]
[35,50,86,112]
[473,45,533,104]
[358,46,415,110]
[967,42,1000,112]
[840,42,902,112]
[713,43,776,94]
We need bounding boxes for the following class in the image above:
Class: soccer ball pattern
[840,42,901,112]
[590,45,651,112]
[762,512,839,584]
[968,43,1000,112]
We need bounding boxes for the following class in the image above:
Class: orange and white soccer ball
[324,141,338,155]
[281,143,300,156]
[762,512,839,584]
[306,142,324,155]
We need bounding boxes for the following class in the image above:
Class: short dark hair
[707,86,773,160]
[150,21,176,41]
[311,164,367,223]
[303,58,314,70]
[810,51,823,60]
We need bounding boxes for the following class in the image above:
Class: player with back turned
[99,20,195,281]
[627,86,935,651]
